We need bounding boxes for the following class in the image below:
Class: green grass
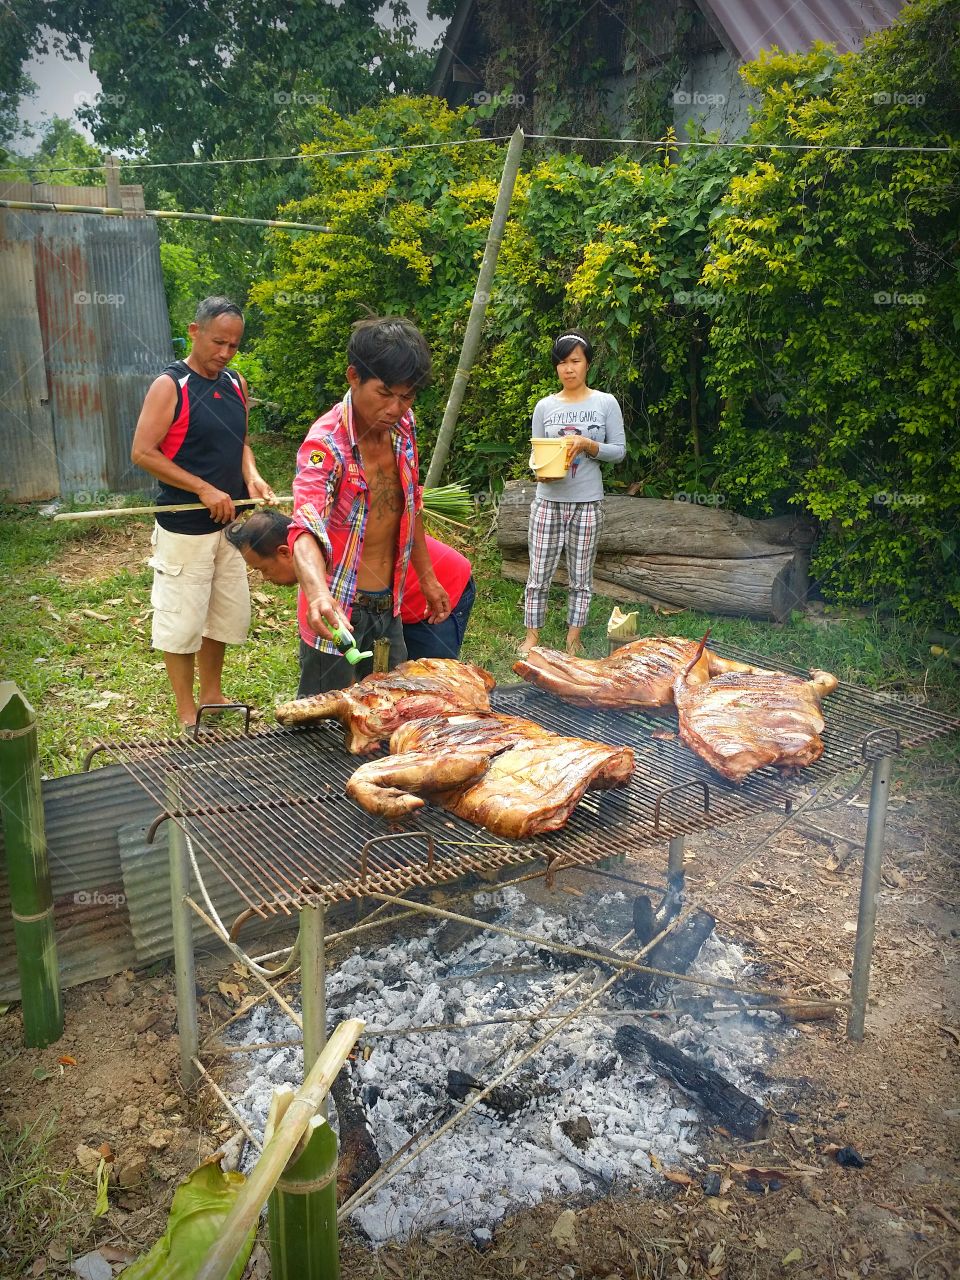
[0,1116,87,1277]
[1,432,958,785]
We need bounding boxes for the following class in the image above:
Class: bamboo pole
[0,684,63,1046]
[300,903,327,1119]
[195,1018,363,1280]
[267,1092,340,1280]
[0,198,332,233]
[425,126,525,487]
[53,496,293,522]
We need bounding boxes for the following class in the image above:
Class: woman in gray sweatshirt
[520,330,626,657]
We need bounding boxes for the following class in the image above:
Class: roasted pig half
[275,659,496,753]
[345,713,636,839]
[674,657,839,783]
[513,637,755,709]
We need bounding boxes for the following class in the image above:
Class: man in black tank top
[131,297,275,729]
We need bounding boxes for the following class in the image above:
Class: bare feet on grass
[565,626,583,657]
[519,628,540,657]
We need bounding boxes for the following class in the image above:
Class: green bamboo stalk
[0,683,63,1046]
[195,1018,363,1280]
[0,198,331,232]
[268,1099,340,1280]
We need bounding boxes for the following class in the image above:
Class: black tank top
[155,360,248,535]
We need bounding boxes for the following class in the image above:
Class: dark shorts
[402,576,476,662]
[297,593,407,696]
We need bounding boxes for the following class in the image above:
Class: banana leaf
[120,1158,256,1279]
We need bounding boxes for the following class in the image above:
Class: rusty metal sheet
[0,214,58,500]
[0,765,158,1001]
[0,207,171,502]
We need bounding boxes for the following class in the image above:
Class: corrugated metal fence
[0,187,172,502]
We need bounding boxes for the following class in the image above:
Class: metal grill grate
[90,646,959,914]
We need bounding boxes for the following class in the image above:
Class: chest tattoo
[366,461,404,518]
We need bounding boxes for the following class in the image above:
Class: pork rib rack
[674,660,839,783]
[275,659,496,754]
[513,638,755,709]
[346,713,636,839]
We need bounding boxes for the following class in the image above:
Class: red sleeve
[292,430,340,562]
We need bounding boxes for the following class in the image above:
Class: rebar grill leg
[847,754,893,1041]
[300,903,328,1118]
[168,808,199,1090]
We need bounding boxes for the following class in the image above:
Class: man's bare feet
[518,629,540,657]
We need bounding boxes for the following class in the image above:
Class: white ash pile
[227,886,786,1244]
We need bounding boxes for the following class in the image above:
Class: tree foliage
[702,0,960,616]
[2,117,105,185]
[249,0,958,621]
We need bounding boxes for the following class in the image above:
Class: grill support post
[167,798,199,1089]
[300,903,328,1118]
[847,754,893,1041]
[668,835,685,885]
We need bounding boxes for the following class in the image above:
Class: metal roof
[696,0,905,60]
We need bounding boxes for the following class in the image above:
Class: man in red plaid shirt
[288,317,450,694]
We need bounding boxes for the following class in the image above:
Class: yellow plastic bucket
[529,437,569,478]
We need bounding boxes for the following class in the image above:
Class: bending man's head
[226,509,296,585]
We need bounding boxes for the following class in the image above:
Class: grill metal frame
[85,645,958,1066]
[87,644,959,916]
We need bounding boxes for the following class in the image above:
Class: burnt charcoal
[447,1068,481,1103]
[745,1177,766,1193]
[330,1069,380,1199]
[536,947,588,972]
[446,1068,557,1121]
[559,1115,595,1150]
[768,1179,785,1191]
[594,1054,619,1081]
[627,909,716,1003]
[836,1145,866,1168]
[702,1172,722,1196]
[633,884,683,946]
[614,1023,771,1140]
[536,941,622,973]
[433,906,501,958]
[633,896,656,944]
[361,1084,381,1109]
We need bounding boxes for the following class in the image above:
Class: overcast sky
[17,1,449,144]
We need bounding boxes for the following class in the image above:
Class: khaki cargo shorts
[149,523,251,654]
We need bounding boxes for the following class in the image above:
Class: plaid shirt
[290,393,423,653]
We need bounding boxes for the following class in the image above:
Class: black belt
[352,590,394,613]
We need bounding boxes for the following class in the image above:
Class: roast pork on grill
[274,659,496,753]
[345,712,636,838]
[673,656,839,783]
[513,638,756,709]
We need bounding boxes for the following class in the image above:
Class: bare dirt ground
[1,767,957,1279]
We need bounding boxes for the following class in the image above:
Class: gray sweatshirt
[532,389,626,502]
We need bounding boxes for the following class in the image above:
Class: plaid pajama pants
[523,498,604,629]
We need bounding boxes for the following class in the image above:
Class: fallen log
[496,481,815,558]
[613,1022,772,1140]
[496,480,812,620]
[500,552,805,622]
